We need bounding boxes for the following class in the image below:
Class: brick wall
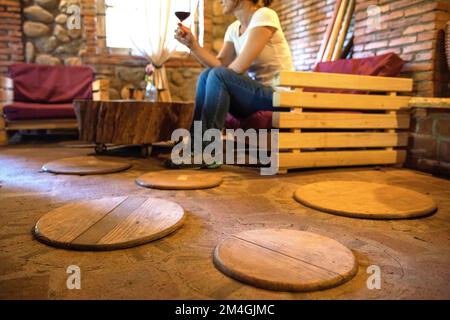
[0,0,24,75]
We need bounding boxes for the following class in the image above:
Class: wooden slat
[278,132,408,149]
[0,89,14,102]
[409,97,450,109]
[0,76,13,89]
[278,150,406,169]
[6,119,78,131]
[273,112,410,129]
[92,79,109,92]
[274,71,413,93]
[273,91,411,110]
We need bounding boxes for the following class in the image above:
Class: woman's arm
[228,26,276,74]
[175,24,236,68]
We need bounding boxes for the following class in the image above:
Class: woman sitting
[168,0,293,168]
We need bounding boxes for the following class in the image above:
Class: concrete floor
[0,139,449,300]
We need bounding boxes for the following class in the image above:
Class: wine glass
[175,1,191,26]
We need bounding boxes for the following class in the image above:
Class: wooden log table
[73,100,194,157]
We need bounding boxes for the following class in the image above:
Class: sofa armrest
[0,76,13,144]
[92,79,109,101]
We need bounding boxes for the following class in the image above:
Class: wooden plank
[278,150,406,169]
[0,88,14,102]
[273,112,410,129]
[332,0,355,61]
[93,91,109,101]
[0,129,7,145]
[6,119,78,131]
[274,71,414,93]
[316,0,342,64]
[0,76,13,89]
[92,79,109,92]
[323,0,349,61]
[274,91,411,110]
[278,132,408,149]
[409,97,450,109]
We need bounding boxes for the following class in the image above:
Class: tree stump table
[73,100,194,157]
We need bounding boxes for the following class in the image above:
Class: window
[105,0,203,54]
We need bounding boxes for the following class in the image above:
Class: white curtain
[125,0,198,102]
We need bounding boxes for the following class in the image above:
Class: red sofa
[3,63,94,121]
[0,63,109,145]
[225,53,405,130]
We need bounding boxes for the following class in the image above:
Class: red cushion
[225,111,272,130]
[313,52,404,77]
[225,53,405,130]
[3,102,75,121]
[9,63,94,103]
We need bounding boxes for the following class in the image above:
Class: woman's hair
[251,0,273,7]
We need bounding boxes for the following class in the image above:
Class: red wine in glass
[175,11,191,22]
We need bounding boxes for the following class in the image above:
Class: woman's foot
[164,158,222,170]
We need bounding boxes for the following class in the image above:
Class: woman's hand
[174,23,198,50]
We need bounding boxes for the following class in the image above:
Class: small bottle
[145,80,158,102]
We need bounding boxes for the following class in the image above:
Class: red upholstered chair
[0,63,109,145]
[224,53,406,130]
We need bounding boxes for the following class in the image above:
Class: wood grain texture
[273,112,410,129]
[278,150,406,169]
[34,196,185,250]
[273,71,413,93]
[278,132,409,149]
[294,181,437,219]
[42,156,131,175]
[136,170,223,190]
[213,229,358,292]
[74,100,194,145]
[273,91,412,110]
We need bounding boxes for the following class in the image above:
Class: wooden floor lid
[34,196,185,251]
[294,181,437,219]
[42,156,131,175]
[213,229,357,292]
[136,170,223,190]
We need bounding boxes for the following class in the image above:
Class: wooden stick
[323,0,349,62]
[332,0,355,61]
[315,0,342,65]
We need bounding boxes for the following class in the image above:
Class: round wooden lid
[213,229,357,292]
[294,181,437,219]
[34,196,185,251]
[42,156,131,175]
[136,170,223,190]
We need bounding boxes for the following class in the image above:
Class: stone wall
[0,0,232,102]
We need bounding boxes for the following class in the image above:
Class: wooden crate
[272,71,414,174]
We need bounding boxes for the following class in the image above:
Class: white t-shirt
[224,7,294,87]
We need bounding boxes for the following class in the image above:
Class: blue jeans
[191,67,279,134]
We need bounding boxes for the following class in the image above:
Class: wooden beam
[6,119,78,131]
[273,91,411,110]
[323,0,349,62]
[332,0,355,61]
[274,71,414,93]
[316,0,342,64]
[409,97,450,109]
[273,112,410,129]
[278,150,406,169]
[278,132,408,149]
